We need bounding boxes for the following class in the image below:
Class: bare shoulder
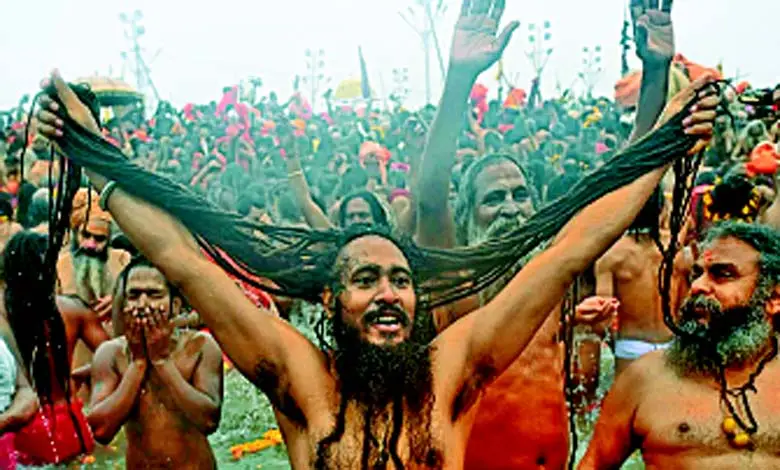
[56,295,92,319]
[619,349,669,390]
[93,337,126,367]
[109,248,132,267]
[179,330,221,358]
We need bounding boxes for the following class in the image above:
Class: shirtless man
[2,231,109,465]
[36,12,716,468]
[581,222,780,468]
[414,1,676,467]
[87,258,223,469]
[580,189,693,374]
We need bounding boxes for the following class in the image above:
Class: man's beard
[466,214,526,247]
[331,313,433,409]
[666,286,775,376]
[71,238,112,302]
[467,214,534,306]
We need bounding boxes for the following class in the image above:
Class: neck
[723,335,778,383]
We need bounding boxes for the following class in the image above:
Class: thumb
[496,21,520,55]
[50,69,81,108]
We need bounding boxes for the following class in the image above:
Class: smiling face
[332,235,416,346]
[467,160,535,245]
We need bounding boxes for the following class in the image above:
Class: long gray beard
[466,217,544,307]
[72,252,113,303]
[666,287,775,376]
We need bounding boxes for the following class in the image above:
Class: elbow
[201,408,221,435]
[17,392,39,426]
[87,413,119,445]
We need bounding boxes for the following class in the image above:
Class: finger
[50,69,79,108]
[38,110,63,128]
[473,0,490,15]
[496,21,520,55]
[630,0,644,23]
[688,139,711,156]
[38,95,60,113]
[36,122,62,138]
[662,0,673,13]
[460,0,472,16]
[684,123,713,137]
[489,0,505,23]
[684,110,717,126]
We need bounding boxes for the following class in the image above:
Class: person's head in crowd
[695,171,763,236]
[0,193,13,225]
[735,120,770,159]
[112,255,182,337]
[3,156,21,194]
[24,187,50,230]
[627,187,664,242]
[236,184,271,225]
[338,190,389,229]
[454,154,537,247]
[69,188,114,301]
[669,222,780,375]
[484,130,503,154]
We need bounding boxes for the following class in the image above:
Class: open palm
[450,0,519,77]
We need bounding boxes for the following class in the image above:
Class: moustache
[363,305,410,326]
[487,215,525,239]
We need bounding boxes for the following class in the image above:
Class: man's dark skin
[37,6,716,469]
[87,262,223,469]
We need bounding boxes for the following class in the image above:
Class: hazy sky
[1,0,778,110]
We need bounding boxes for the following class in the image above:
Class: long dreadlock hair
[43,80,719,469]
[9,83,100,454]
[45,86,710,312]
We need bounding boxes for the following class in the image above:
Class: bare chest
[287,397,461,470]
[635,371,780,457]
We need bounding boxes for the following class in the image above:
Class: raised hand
[631,0,675,65]
[36,70,100,138]
[450,0,519,78]
[656,73,720,155]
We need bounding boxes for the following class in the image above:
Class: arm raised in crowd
[36,72,332,424]
[285,153,333,229]
[629,0,676,142]
[415,0,519,248]
[434,77,719,398]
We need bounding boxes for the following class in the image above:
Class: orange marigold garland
[230,429,284,461]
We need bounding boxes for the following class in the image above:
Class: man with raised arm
[87,257,223,469]
[415,0,678,467]
[35,2,716,467]
[580,222,780,469]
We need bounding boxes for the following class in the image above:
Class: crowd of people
[0,0,779,468]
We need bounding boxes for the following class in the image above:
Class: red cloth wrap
[14,400,95,466]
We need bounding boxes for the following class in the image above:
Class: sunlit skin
[334,237,416,346]
[88,266,223,470]
[343,197,376,228]
[580,238,780,469]
[587,230,693,374]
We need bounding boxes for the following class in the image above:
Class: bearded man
[414,0,679,466]
[57,188,130,314]
[580,222,780,468]
[36,1,717,467]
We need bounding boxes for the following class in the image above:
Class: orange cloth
[503,88,527,109]
[70,188,111,235]
[746,141,779,176]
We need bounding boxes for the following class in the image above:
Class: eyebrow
[350,264,412,277]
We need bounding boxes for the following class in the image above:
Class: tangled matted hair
[43,81,715,315]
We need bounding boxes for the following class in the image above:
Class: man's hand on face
[449,0,519,79]
[631,0,675,66]
[125,306,147,363]
[143,305,174,364]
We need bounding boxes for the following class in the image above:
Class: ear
[321,287,335,320]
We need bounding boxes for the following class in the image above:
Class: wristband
[99,181,118,211]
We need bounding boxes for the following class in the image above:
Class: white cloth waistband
[615,338,673,360]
